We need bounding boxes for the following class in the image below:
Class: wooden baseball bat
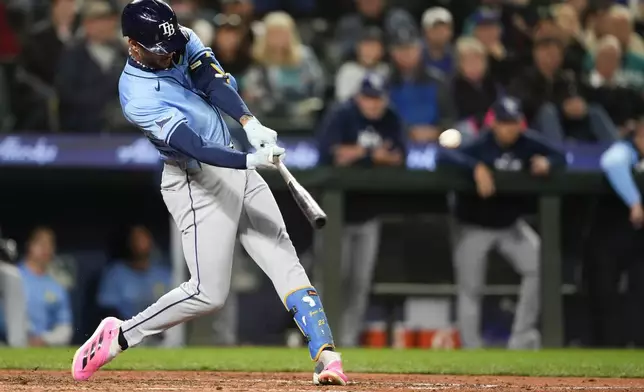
[275,160,327,229]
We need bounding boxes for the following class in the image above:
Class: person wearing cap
[335,27,389,102]
[471,8,521,87]
[509,36,617,142]
[333,0,416,63]
[55,0,128,132]
[388,27,455,143]
[421,7,455,76]
[438,96,566,350]
[317,72,405,347]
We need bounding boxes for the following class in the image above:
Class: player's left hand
[247,145,285,170]
[242,117,278,150]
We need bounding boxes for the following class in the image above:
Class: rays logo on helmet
[159,21,176,37]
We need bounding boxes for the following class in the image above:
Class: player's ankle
[118,327,129,351]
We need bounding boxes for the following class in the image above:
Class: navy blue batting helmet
[121,0,188,55]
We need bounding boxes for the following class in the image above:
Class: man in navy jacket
[317,73,405,347]
[438,96,566,349]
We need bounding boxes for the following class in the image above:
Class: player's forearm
[168,122,248,169]
[41,324,72,346]
[189,54,253,124]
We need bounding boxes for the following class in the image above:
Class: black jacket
[509,67,578,124]
[55,40,126,132]
[452,72,500,128]
[438,129,567,228]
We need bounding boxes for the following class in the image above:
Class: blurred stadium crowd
[2,0,644,139]
[2,0,644,351]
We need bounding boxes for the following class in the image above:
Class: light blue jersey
[601,140,642,207]
[0,262,71,339]
[119,27,231,166]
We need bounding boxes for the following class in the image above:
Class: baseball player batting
[71,0,347,385]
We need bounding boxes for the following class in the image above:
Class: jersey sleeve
[183,27,212,65]
[123,99,188,144]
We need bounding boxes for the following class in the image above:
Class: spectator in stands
[567,0,588,16]
[552,3,588,75]
[510,37,617,142]
[220,0,254,24]
[388,28,454,143]
[452,37,500,141]
[471,8,518,87]
[56,0,127,133]
[212,13,252,79]
[171,0,215,44]
[335,27,389,102]
[14,0,76,131]
[587,122,644,347]
[583,35,644,136]
[0,227,72,347]
[607,5,644,57]
[421,7,454,76]
[333,0,416,63]
[584,8,644,91]
[20,0,75,87]
[243,12,324,124]
[317,73,405,346]
[438,96,567,350]
[97,225,171,343]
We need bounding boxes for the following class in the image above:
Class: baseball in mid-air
[439,129,462,149]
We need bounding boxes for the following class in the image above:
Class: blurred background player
[438,97,566,349]
[97,225,171,346]
[0,229,27,347]
[0,227,72,347]
[317,73,405,347]
[586,121,644,347]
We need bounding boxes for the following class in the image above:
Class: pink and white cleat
[71,317,123,381]
[313,351,349,386]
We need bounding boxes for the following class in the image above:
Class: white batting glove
[243,117,277,150]
[246,145,286,170]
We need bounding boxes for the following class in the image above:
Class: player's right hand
[243,117,278,150]
[246,145,285,170]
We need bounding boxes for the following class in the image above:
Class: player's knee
[181,280,227,314]
[198,289,228,314]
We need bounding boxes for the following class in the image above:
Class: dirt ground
[0,370,642,392]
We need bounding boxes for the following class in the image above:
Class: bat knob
[313,216,327,229]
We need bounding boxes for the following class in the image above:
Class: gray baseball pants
[313,219,380,347]
[121,163,312,346]
[452,219,540,349]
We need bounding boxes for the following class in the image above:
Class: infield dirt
[0,370,643,391]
